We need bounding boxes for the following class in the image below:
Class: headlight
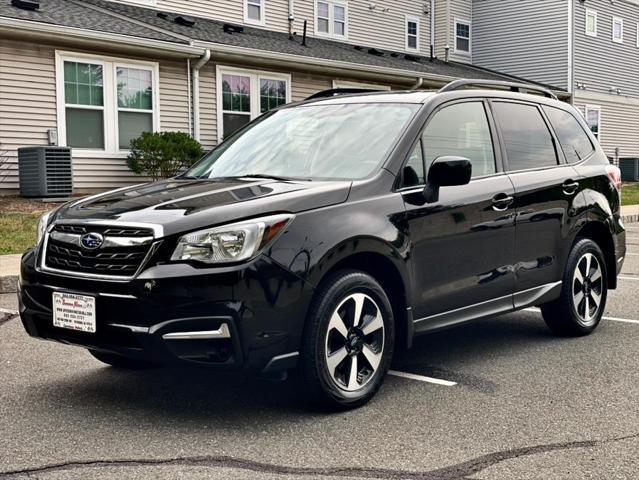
[36,210,55,244]
[171,214,294,264]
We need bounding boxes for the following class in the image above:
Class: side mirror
[423,156,472,203]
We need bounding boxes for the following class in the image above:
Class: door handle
[562,180,579,195]
[492,193,514,211]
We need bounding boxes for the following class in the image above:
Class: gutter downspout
[411,77,424,90]
[192,48,211,142]
[187,58,192,136]
[445,0,451,63]
[430,0,435,60]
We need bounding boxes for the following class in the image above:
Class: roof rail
[305,88,381,100]
[438,79,558,100]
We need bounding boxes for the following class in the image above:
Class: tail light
[606,164,622,190]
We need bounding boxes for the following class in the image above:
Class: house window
[116,67,154,149]
[406,16,420,51]
[244,0,265,26]
[455,19,471,53]
[315,1,347,38]
[612,17,623,43]
[63,61,105,149]
[218,67,290,140]
[56,52,158,153]
[585,9,597,37]
[585,105,601,141]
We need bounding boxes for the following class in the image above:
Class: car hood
[53,178,351,237]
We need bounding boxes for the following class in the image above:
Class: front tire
[541,239,607,336]
[300,270,395,410]
[88,350,159,369]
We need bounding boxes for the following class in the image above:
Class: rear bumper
[18,248,314,373]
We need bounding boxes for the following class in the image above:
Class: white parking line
[388,370,457,386]
[627,253,639,256]
[523,307,639,325]
[619,276,639,281]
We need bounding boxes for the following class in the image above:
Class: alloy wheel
[572,252,603,326]
[324,293,385,392]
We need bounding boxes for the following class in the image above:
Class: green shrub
[126,131,203,180]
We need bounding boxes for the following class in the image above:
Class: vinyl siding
[434,0,472,64]
[472,0,569,89]
[0,40,57,193]
[0,40,191,194]
[573,92,639,158]
[574,0,639,97]
[199,62,217,150]
[154,0,433,55]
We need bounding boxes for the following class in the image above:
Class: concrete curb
[0,275,18,294]
[622,214,639,224]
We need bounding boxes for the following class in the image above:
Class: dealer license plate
[52,292,96,333]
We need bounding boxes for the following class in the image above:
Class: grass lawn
[0,213,39,255]
[622,183,639,206]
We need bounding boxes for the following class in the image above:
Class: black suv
[19,80,626,408]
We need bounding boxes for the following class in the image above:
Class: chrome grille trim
[39,221,163,282]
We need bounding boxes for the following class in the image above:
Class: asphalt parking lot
[1,226,638,480]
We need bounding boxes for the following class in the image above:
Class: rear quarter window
[542,106,595,163]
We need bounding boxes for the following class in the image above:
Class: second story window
[315,1,347,38]
[455,19,471,54]
[405,16,420,52]
[612,16,623,43]
[244,0,265,26]
[585,9,597,37]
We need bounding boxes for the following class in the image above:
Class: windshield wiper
[233,174,310,182]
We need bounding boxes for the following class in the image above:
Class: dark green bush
[126,131,203,180]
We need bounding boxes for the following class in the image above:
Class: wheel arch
[308,242,412,350]
[573,220,617,289]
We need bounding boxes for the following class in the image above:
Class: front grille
[44,224,155,277]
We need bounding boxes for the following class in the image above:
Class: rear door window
[493,102,558,171]
[542,106,595,163]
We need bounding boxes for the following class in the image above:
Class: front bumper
[18,248,314,372]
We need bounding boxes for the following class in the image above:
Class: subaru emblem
[80,232,104,250]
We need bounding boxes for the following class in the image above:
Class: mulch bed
[0,196,65,214]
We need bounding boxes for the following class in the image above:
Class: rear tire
[541,239,607,336]
[88,350,159,369]
[299,270,394,410]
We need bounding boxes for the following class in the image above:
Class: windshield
[185,103,420,181]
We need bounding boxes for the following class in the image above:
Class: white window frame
[585,9,597,37]
[454,18,471,54]
[584,105,601,142]
[244,0,266,26]
[55,51,160,158]
[612,16,623,44]
[216,65,291,143]
[405,15,421,52]
[314,0,348,39]
[332,80,390,90]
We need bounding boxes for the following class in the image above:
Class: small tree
[126,131,203,181]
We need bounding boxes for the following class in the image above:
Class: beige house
[0,0,562,195]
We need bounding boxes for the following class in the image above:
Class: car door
[400,99,517,332]
[491,100,581,306]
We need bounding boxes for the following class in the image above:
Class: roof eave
[0,16,203,58]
